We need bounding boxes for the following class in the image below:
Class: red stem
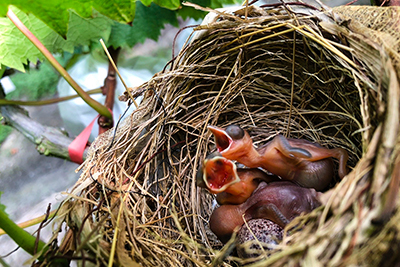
[98,47,121,134]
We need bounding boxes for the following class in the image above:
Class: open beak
[207,126,232,153]
[199,155,240,194]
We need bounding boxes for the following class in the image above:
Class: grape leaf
[66,11,113,47]
[0,0,134,37]
[177,0,212,20]
[0,0,240,71]
[178,0,241,23]
[107,2,179,48]
[8,58,66,100]
[210,0,241,7]
[154,0,181,10]
[1,0,240,44]
[0,7,64,72]
[0,125,12,144]
[0,7,113,71]
[140,0,154,6]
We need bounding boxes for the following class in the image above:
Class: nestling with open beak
[208,125,349,191]
[196,152,241,194]
[196,152,280,204]
[209,181,321,243]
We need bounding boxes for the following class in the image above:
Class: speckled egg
[237,219,283,258]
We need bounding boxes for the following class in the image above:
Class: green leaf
[0,7,113,71]
[140,0,153,6]
[0,7,62,71]
[92,0,135,23]
[0,0,135,37]
[178,0,242,21]
[8,59,63,100]
[177,0,211,20]
[0,125,12,144]
[0,0,240,71]
[108,2,179,48]
[154,0,181,10]
[107,23,131,48]
[66,10,113,47]
[210,0,241,8]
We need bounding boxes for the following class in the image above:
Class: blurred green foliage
[0,124,12,144]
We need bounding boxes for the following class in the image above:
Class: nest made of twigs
[52,4,400,267]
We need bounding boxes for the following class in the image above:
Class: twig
[0,88,102,106]
[260,2,320,10]
[99,39,138,108]
[34,204,51,255]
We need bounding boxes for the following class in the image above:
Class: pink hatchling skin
[209,181,321,243]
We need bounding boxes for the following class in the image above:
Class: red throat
[208,126,233,153]
[203,157,239,193]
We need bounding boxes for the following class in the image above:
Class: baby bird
[209,181,321,243]
[196,152,240,194]
[196,152,279,204]
[208,125,349,191]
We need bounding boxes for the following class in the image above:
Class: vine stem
[0,208,46,257]
[0,210,56,236]
[6,8,112,119]
[0,208,69,265]
[0,88,102,106]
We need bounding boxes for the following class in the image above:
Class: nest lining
[54,4,400,267]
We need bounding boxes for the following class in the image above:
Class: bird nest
[52,4,400,267]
